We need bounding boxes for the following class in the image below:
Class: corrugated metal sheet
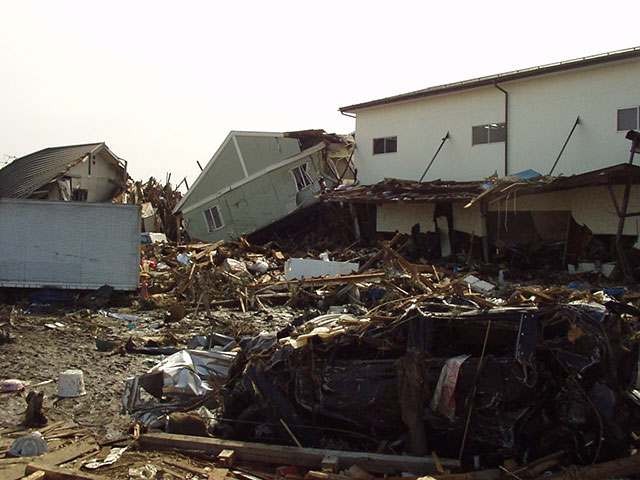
[0,199,140,290]
[0,143,104,198]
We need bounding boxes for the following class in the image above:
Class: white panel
[377,203,435,233]
[0,199,140,290]
[452,203,484,237]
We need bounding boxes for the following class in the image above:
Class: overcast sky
[1,1,637,191]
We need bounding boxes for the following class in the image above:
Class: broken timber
[25,464,110,480]
[138,433,460,474]
[250,271,386,289]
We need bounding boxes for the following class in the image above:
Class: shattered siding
[488,185,640,236]
[61,150,124,202]
[377,203,436,233]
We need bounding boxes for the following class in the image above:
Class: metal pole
[418,132,449,182]
[549,116,580,175]
[614,136,639,280]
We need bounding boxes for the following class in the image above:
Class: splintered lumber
[139,433,459,474]
[25,464,110,480]
[249,272,386,289]
[536,452,640,479]
[1,439,99,480]
[38,439,99,466]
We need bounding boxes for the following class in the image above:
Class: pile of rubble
[3,230,640,479]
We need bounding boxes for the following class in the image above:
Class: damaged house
[173,130,353,243]
[0,142,127,202]
[332,46,640,275]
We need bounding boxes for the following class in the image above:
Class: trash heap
[215,301,639,468]
[115,176,186,242]
[119,231,640,476]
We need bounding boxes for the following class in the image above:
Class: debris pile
[117,176,186,242]
[3,225,640,479]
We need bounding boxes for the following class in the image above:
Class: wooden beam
[21,471,46,480]
[139,433,459,475]
[25,464,110,480]
[249,272,386,289]
[537,453,640,480]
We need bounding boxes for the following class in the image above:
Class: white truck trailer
[0,199,140,290]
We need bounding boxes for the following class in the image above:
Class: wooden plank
[1,463,27,480]
[249,272,386,289]
[1,439,98,480]
[139,433,459,475]
[20,471,46,480]
[38,439,99,466]
[539,453,640,480]
[25,464,110,480]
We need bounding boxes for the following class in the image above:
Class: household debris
[2,222,640,479]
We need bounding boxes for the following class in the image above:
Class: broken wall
[487,184,640,236]
[377,203,436,233]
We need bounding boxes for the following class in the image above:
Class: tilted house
[173,130,353,243]
[333,47,640,272]
[0,142,127,202]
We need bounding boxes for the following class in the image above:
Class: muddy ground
[0,300,295,441]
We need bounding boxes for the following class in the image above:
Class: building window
[291,163,313,191]
[472,123,506,145]
[617,107,639,131]
[203,205,224,232]
[373,136,397,155]
[72,189,88,201]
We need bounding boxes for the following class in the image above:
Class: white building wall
[353,58,640,185]
[354,87,505,184]
[377,203,436,233]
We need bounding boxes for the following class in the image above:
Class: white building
[340,47,640,185]
[333,48,640,274]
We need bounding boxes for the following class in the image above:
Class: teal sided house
[173,130,353,243]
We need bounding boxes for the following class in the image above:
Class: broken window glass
[203,205,223,232]
[291,163,313,191]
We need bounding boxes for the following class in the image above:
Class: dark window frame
[472,123,506,146]
[373,136,397,155]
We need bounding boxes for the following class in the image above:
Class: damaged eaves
[323,163,640,205]
[0,142,127,201]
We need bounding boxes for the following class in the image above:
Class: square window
[617,107,638,131]
[203,205,224,232]
[373,138,386,154]
[373,136,398,154]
